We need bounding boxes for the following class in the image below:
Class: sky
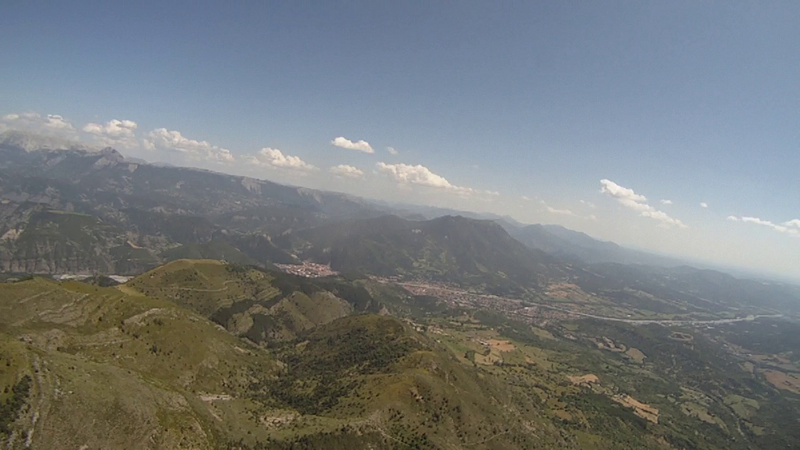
[1,1,799,281]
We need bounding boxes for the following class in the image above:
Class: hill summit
[289,214,565,295]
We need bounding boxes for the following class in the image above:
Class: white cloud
[541,200,596,219]
[618,197,653,212]
[387,146,398,155]
[640,210,687,228]
[43,114,73,130]
[742,217,790,234]
[727,216,740,221]
[660,199,673,205]
[143,128,234,163]
[82,119,139,148]
[700,202,708,208]
[736,216,800,236]
[331,136,374,154]
[329,164,364,178]
[377,162,455,189]
[600,179,647,203]
[741,217,773,226]
[521,195,531,201]
[248,147,316,172]
[580,200,596,208]
[546,206,576,216]
[1,112,76,136]
[599,179,686,228]
[376,162,489,196]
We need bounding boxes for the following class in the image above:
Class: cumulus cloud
[82,119,138,148]
[700,202,708,208]
[247,147,316,172]
[143,128,234,163]
[729,216,800,236]
[599,179,686,228]
[660,199,673,205]
[1,112,76,136]
[376,162,490,196]
[331,136,374,154]
[377,162,455,189]
[44,114,73,130]
[600,179,647,203]
[387,147,398,155]
[329,164,364,178]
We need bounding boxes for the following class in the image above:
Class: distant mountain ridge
[285,214,567,295]
[0,130,694,276]
[505,223,685,267]
[1,130,797,317]
[0,133,382,274]
[378,200,688,268]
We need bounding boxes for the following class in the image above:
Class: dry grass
[488,339,515,352]
[568,374,599,386]
[762,370,800,394]
[613,394,659,424]
[625,348,646,363]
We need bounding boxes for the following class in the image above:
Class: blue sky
[1,1,799,280]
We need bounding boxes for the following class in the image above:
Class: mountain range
[1,131,800,449]
[2,131,799,317]
[0,130,695,278]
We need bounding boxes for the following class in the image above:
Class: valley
[4,3,800,449]
[0,136,798,449]
[380,278,783,325]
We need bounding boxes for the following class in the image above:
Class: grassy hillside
[0,265,573,449]
[161,241,260,266]
[0,275,277,449]
[127,260,388,344]
[1,259,798,449]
